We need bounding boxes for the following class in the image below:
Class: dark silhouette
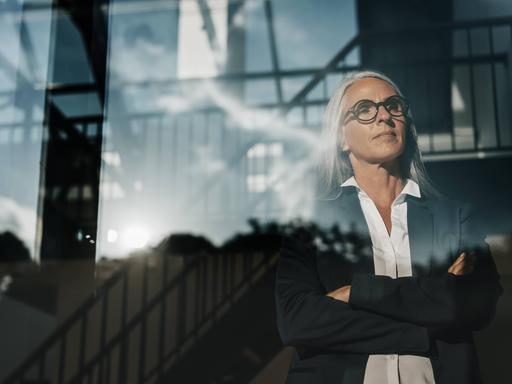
[155,233,216,256]
[0,231,31,263]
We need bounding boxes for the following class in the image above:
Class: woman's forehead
[343,77,397,104]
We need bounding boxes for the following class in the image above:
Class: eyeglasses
[343,95,409,124]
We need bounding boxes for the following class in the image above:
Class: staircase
[160,258,281,384]
[2,246,279,384]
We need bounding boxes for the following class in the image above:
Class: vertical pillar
[38,0,109,261]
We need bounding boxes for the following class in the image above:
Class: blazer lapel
[407,195,434,277]
[337,187,374,273]
[321,187,434,276]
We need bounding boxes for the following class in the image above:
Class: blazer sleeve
[275,229,432,356]
[349,203,503,330]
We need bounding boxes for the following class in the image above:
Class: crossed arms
[275,204,503,356]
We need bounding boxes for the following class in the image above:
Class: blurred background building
[0,0,511,383]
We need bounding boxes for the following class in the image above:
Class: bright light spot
[107,229,118,243]
[122,226,150,249]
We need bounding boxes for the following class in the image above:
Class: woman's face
[339,77,407,166]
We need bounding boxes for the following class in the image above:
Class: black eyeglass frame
[343,95,410,124]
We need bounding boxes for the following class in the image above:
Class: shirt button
[389,355,396,360]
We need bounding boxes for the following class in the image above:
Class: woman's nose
[376,104,392,123]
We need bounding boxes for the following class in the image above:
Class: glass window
[97,0,358,258]
[0,1,52,261]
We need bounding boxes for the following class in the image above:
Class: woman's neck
[351,158,405,208]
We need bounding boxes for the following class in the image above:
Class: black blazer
[275,186,503,384]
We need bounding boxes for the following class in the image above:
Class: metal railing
[2,249,278,384]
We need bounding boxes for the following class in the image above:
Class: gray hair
[317,70,440,199]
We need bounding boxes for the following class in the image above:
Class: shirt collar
[340,176,421,204]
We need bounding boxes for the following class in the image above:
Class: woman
[275,71,502,384]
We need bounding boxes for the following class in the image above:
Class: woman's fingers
[448,252,464,269]
[449,262,464,275]
[448,252,466,275]
[454,252,466,265]
[447,251,478,275]
[453,261,465,275]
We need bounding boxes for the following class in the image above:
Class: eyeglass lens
[353,96,407,122]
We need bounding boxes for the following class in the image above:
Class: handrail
[2,248,279,384]
[1,265,129,383]
[61,253,278,384]
[142,252,278,383]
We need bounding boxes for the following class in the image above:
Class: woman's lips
[374,132,396,139]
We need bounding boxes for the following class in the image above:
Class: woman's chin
[372,147,404,162]
[362,151,402,165]
[349,148,403,166]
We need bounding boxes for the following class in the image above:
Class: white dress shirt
[340,176,435,384]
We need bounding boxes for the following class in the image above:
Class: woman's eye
[386,101,402,112]
[356,103,374,114]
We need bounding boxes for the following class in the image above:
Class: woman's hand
[326,252,473,303]
[447,251,475,276]
[326,285,351,303]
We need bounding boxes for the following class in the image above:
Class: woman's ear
[338,127,349,152]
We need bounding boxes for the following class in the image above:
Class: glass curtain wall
[97,0,357,259]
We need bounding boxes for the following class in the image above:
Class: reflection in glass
[96,0,358,259]
[0,2,52,261]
